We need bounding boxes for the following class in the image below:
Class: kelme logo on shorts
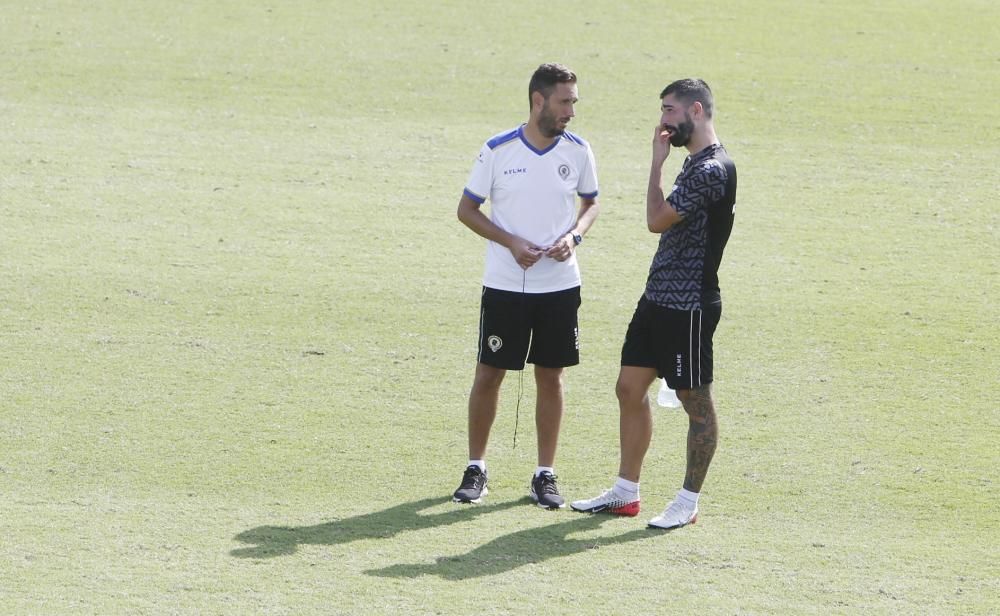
[487,335,503,352]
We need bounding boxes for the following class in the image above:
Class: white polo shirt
[463,125,599,293]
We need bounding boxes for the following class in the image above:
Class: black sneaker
[530,471,565,509]
[452,465,489,504]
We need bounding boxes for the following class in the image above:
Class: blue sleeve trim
[578,190,598,199]
[463,188,486,204]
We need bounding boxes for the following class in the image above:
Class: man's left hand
[544,233,575,262]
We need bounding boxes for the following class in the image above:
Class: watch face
[573,234,582,245]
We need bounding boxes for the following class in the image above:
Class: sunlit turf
[1,1,997,613]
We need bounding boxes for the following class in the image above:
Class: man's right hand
[509,237,545,270]
[652,123,672,166]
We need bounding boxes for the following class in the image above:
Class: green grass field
[2,1,997,613]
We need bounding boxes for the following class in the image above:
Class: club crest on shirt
[558,164,570,180]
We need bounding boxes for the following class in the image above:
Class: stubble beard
[539,104,566,138]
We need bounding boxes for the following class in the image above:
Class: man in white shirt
[452,63,600,509]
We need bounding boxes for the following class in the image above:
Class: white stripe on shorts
[688,310,703,389]
[476,287,486,363]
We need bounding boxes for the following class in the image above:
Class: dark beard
[666,112,694,147]
[538,105,565,138]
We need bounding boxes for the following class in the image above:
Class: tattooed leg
[677,383,717,492]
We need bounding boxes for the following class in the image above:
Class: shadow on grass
[230,496,522,558]
[364,512,654,580]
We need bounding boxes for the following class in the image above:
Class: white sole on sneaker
[530,495,566,509]
[452,486,488,504]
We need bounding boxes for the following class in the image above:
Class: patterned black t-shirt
[644,143,737,310]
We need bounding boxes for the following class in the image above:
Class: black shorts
[620,296,721,390]
[477,286,581,370]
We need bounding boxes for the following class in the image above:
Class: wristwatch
[571,232,583,246]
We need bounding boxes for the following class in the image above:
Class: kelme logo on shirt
[504,167,527,176]
[558,164,570,180]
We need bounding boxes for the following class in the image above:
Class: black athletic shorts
[620,295,721,390]
[477,286,581,370]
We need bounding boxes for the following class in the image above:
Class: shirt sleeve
[577,143,599,199]
[463,143,493,204]
[667,159,727,218]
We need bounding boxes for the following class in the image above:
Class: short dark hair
[528,63,577,109]
[661,79,714,118]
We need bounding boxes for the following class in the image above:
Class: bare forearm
[646,163,666,230]
[646,162,682,233]
[458,201,515,249]
[572,199,599,237]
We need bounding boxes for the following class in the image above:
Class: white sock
[677,487,699,507]
[535,466,554,477]
[614,477,640,499]
[468,460,486,472]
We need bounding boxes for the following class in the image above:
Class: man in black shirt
[572,79,737,529]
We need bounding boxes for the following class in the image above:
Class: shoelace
[537,474,559,494]
[462,468,485,488]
